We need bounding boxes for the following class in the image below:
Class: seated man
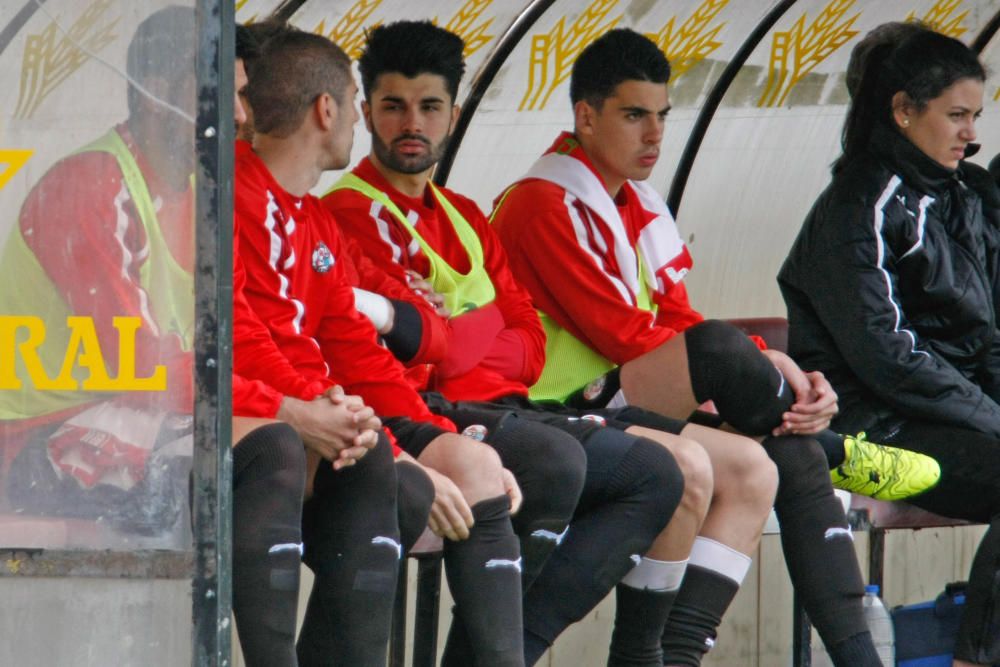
[324,21,777,666]
[235,27,536,666]
[233,29,427,666]
[489,28,917,666]
[0,10,379,667]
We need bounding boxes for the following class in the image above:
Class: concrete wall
[0,578,191,667]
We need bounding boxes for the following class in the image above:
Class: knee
[665,437,714,516]
[686,319,753,359]
[523,428,587,503]
[620,437,686,523]
[498,420,587,493]
[234,422,307,486]
[722,443,779,512]
[426,433,505,497]
[346,430,396,481]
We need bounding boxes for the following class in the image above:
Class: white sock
[620,556,688,592]
[688,536,752,584]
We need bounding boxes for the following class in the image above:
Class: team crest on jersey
[312,241,333,273]
[582,375,606,401]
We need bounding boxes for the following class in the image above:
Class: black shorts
[421,392,686,442]
[381,416,447,457]
[492,393,686,437]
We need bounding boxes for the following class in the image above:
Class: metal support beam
[192,0,234,664]
[666,0,798,215]
[435,0,557,187]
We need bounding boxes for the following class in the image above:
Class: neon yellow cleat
[831,433,941,501]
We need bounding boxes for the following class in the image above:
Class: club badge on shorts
[312,241,333,273]
[583,375,606,402]
[462,424,488,441]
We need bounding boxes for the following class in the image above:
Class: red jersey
[12,127,297,422]
[11,123,195,421]
[492,132,705,366]
[323,158,545,402]
[233,144,453,431]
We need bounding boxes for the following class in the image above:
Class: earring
[902,119,910,127]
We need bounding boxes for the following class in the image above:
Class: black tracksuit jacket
[779,124,1000,440]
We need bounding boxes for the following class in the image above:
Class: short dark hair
[236,23,260,64]
[570,28,670,108]
[239,20,292,71]
[837,28,985,172]
[844,21,933,99]
[358,21,465,102]
[126,5,196,116]
[247,28,352,137]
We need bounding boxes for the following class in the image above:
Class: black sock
[685,320,795,435]
[609,584,678,666]
[439,414,585,667]
[439,410,586,593]
[441,494,525,667]
[231,423,306,667]
[521,434,683,663]
[817,430,846,468]
[395,459,435,552]
[297,434,401,667]
[827,631,882,667]
[661,566,739,666]
[761,435,869,646]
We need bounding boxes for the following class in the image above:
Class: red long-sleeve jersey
[12,123,194,418]
[9,126,280,425]
[233,144,453,431]
[323,158,546,402]
[491,133,705,366]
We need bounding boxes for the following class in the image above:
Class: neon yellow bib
[327,172,495,316]
[491,185,654,402]
[0,129,193,419]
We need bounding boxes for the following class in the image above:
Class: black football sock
[231,423,306,667]
[685,320,795,435]
[762,435,869,648]
[522,435,683,665]
[609,585,679,666]
[296,435,400,667]
[827,631,882,667]
[660,567,739,666]
[661,537,750,666]
[441,494,524,667]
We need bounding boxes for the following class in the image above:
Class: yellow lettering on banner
[0,316,65,390]
[59,316,114,389]
[111,317,166,390]
[0,315,166,391]
[0,149,34,191]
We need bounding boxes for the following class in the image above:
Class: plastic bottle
[863,584,895,666]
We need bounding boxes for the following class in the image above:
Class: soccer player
[235,27,531,666]
[324,21,777,666]
[489,28,908,666]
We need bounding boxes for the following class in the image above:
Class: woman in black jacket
[780,28,1000,665]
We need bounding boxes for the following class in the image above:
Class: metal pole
[435,0,558,187]
[192,0,234,663]
[666,0,798,215]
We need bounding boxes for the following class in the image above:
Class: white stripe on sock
[620,556,688,592]
[688,536,752,585]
